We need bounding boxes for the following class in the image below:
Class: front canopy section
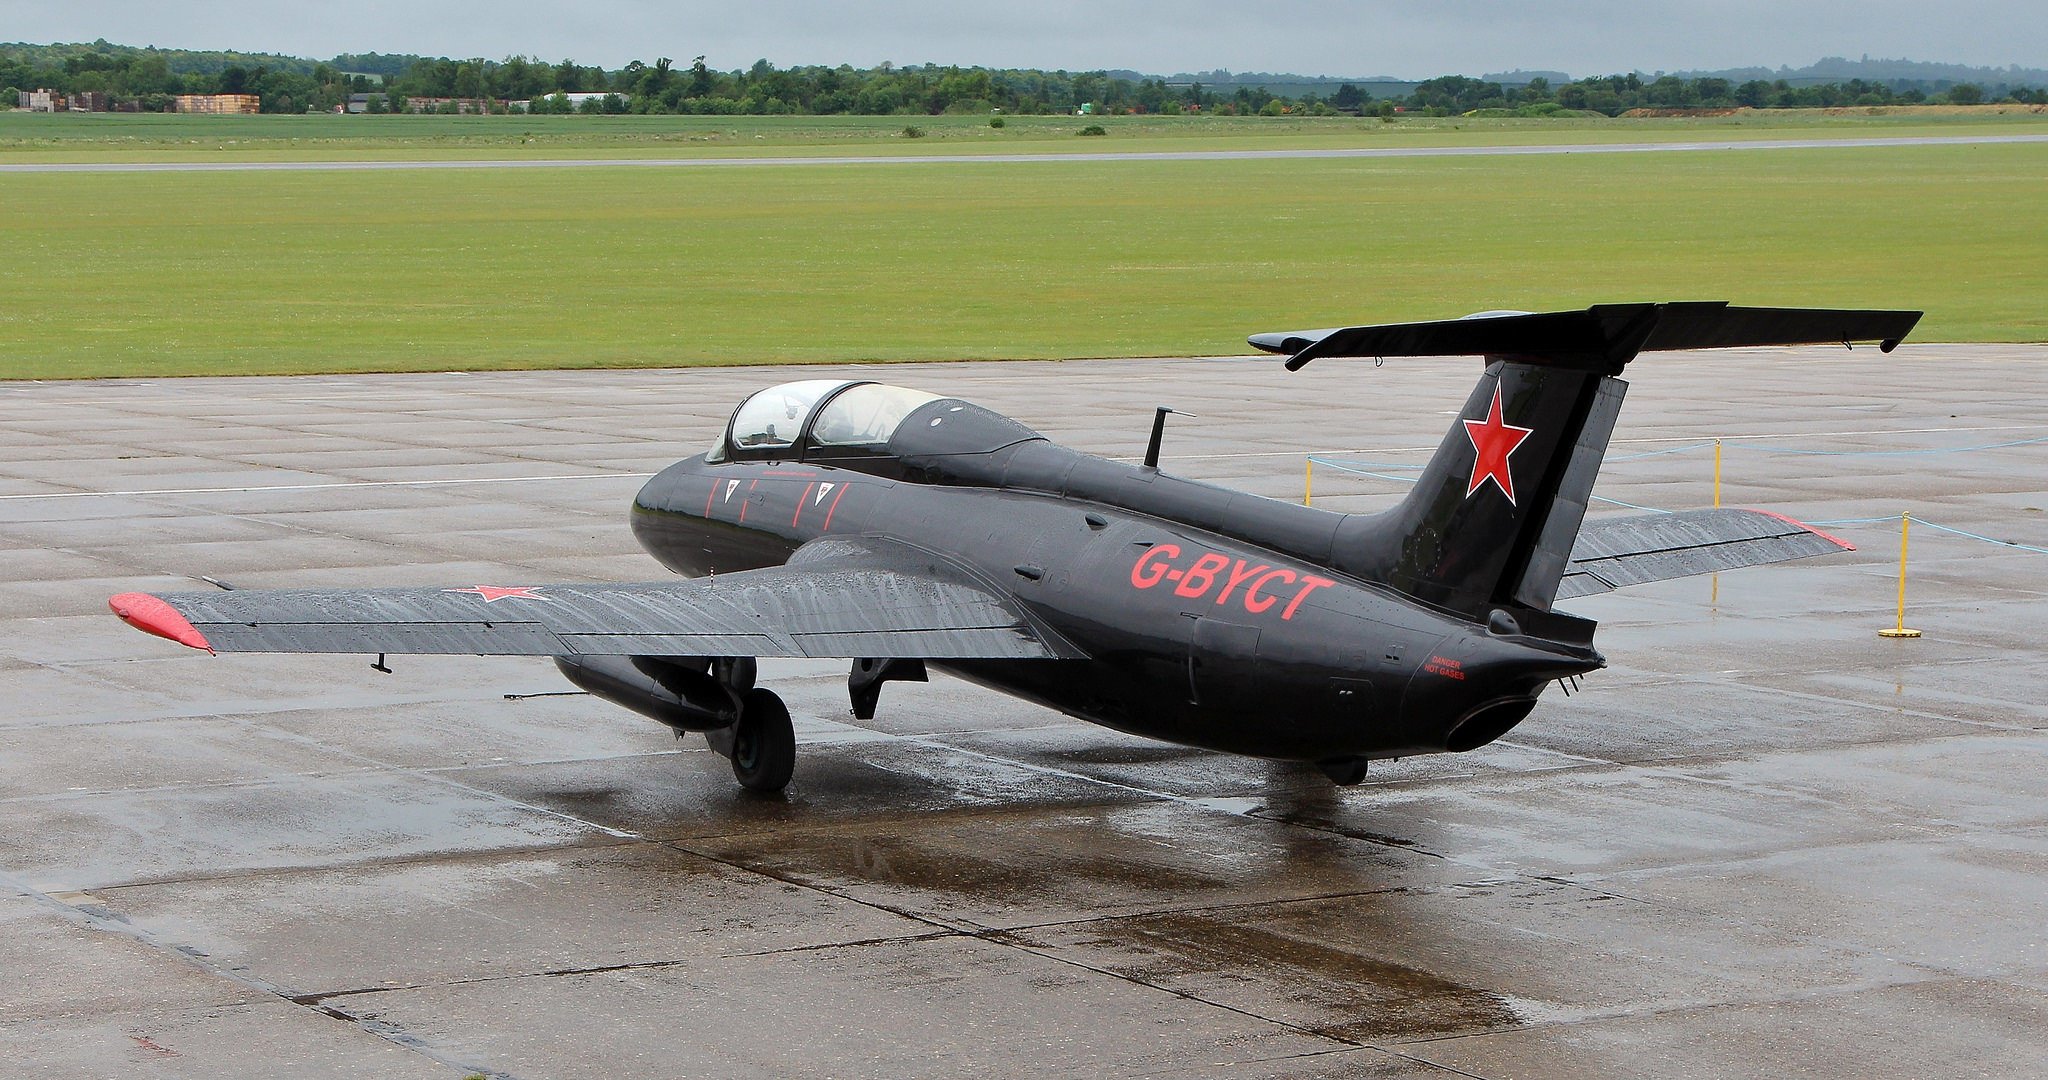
[714,380,941,463]
[721,379,859,458]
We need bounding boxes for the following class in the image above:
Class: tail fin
[1331,359,1625,617]
[1254,302,1920,620]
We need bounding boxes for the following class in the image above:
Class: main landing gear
[551,653,800,796]
[698,658,795,795]
[724,688,795,794]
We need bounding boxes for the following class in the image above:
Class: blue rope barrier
[1733,434,2048,458]
[1912,518,2048,556]
[1589,495,1676,514]
[1305,449,2048,555]
[1309,456,1426,473]
[1601,434,2048,460]
[1605,441,1718,462]
[1307,458,1421,485]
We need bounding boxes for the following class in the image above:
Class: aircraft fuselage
[631,444,1601,764]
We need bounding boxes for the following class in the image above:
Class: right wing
[110,537,1084,660]
[1556,508,1854,601]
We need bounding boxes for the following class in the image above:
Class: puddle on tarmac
[1035,910,1522,1041]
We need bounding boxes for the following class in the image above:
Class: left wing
[1556,508,1853,601]
[109,537,1084,660]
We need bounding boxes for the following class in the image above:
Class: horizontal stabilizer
[1555,508,1854,600]
[1251,302,1921,372]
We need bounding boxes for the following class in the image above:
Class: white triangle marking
[724,480,740,502]
[815,482,835,505]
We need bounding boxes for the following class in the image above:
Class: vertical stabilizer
[1250,302,1922,621]
[1330,362,1624,617]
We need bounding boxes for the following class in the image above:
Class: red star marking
[1462,386,1535,505]
[443,585,549,603]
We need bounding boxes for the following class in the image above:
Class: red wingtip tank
[108,593,214,653]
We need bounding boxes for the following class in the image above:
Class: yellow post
[1304,458,1313,507]
[1878,512,1922,638]
[1713,439,1722,508]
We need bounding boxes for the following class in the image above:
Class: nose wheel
[728,687,795,794]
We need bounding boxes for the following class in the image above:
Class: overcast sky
[7,1,2042,77]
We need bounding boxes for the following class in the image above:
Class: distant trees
[0,41,2041,117]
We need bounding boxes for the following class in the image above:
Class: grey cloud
[4,0,2040,77]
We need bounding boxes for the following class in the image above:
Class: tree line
[4,41,2040,117]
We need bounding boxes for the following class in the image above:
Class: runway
[3,131,2045,173]
[3,348,2046,1078]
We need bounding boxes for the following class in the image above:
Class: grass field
[1,135,2042,378]
[1,107,2045,162]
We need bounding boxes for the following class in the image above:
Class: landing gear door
[1187,617,1261,708]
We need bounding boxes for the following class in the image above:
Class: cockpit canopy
[712,380,947,462]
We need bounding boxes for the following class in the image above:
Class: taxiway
[3,347,2045,1077]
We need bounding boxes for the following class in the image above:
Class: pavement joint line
[231,710,651,841]
[85,837,674,896]
[641,743,1476,1051]
[1381,967,2009,1054]
[6,131,2047,174]
[1166,422,2048,462]
[975,885,1424,938]
[1681,675,2048,733]
[662,839,1000,937]
[1123,1046,1415,1079]
[898,731,1278,812]
[1374,1048,1500,1079]
[0,471,639,502]
[976,925,1373,1049]
[3,420,2038,503]
[0,866,515,1080]
[291,928,963,1005]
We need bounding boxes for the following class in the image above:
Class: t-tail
[1251,302,1921,621]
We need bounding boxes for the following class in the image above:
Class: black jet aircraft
[110,302,1919,794]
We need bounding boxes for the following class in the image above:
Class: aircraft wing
[109,537,1083,660]
[1555,508,1854,601]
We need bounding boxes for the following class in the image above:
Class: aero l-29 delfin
[110,302,1920,793]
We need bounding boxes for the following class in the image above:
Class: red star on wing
[1462,386,1535,505]
[443,585,549,603]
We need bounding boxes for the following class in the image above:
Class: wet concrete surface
[2,346,2045,1077]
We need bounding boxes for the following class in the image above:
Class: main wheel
[730,688,795,794]
[1317,756,1369,786]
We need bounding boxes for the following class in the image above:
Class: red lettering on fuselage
[1129,545,1336,622]
[1243,568,1297,613]
[1282,575,1337,620]
[1174,552,1231,598]
[1131,544,1182,589]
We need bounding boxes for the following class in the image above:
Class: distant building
[21,89,62,112]
[174,94,261,115]
[387,96,499,114]
[68,91,109,113]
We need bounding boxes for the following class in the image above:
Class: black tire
[730,688,795,794]
[1317,756,1369,785]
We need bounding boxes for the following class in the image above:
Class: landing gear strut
[726,687,795,794]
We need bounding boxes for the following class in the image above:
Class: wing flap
[1556,508,1853,600]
